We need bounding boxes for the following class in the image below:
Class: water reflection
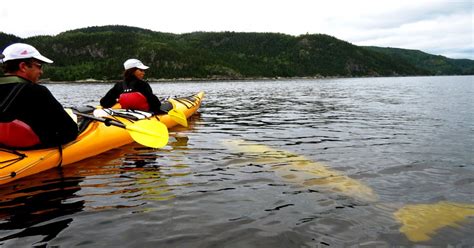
[222,139,378,202]
[0,139,190,245]
[221,139,474,243]
[119,146,175,202]
[0,219,73,246]
[1,77,472,246]
[0,171,84,246]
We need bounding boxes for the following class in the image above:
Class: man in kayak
[0,43,78,149]
[100,58,164,114]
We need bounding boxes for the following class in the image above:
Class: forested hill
[1,25,473,81]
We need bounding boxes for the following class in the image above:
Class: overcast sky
[1,0,473,59]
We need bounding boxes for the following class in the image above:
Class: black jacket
[100,79,162,114]
[0,76,79,148]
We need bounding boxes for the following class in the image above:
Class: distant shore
[41,74,473,84]
[42,76,330,83]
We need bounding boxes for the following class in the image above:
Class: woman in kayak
[0,43,78,149]
[100,59,163,114]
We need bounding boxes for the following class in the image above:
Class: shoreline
[40,74,468,84]
[43,76,327,84]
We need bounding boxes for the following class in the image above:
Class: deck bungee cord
[0,148,26,170]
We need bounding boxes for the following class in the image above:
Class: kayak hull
[0,92,204,185]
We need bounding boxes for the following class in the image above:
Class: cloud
[1,0,472,59]
[323,0,473,59]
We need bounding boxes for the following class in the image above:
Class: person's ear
[19,61,30,72]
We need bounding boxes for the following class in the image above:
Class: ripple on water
[1,77,473,246]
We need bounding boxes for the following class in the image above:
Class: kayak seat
[73,106,96,133]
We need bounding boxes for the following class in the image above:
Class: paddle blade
[168,109,188,127]
[126,119,169,148]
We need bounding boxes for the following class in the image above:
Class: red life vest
[0,119,40,148]
[118,92,150,111]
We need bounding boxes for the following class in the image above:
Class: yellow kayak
[0,91,204,185]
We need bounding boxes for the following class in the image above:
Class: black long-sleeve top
[99,79,161,114]
[0,76,79,148]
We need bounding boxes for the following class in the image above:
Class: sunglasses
[29,61,43,69]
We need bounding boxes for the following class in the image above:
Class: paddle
[73,111,169,148]
[94,103,188,128]
[159,101,188,127]
[167,108,188,127]
[93,107,187,127]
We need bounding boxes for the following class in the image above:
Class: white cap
[123,59,149,70]
[1,43,53,63]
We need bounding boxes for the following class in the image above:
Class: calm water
[0,76,473,247]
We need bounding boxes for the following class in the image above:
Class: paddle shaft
[74,111,126,128]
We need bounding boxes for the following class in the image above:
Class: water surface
[1,76,473,247]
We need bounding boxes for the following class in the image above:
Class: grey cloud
[358,1,472,29]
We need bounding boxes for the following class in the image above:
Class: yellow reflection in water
[222,139,378,202]
[394,201,474,242]
[134,171,176,201]
[222,139,474,243]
